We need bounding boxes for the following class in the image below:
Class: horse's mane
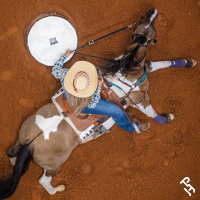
[99,35,146,77]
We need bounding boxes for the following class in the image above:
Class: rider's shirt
[52,54,101,108]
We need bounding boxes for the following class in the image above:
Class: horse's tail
[0,142,33,200]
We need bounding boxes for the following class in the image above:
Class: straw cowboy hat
[64,61,98,98]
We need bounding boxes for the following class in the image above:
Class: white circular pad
[27,16,78,66]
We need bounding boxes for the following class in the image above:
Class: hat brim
[64,61,98,98]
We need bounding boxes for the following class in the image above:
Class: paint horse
[99,7,196,126]
[0,8,195,199]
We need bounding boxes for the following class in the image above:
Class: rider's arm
[87,77,103,108]
[87,86,102,108]
[52,50,73,86]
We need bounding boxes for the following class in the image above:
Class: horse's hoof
[184,58,197,68]
[10,156,17,166]
[161,113,175,123]
[55,185,66,192]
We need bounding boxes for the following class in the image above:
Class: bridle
[131,16,157,47]
[131,33,157,48]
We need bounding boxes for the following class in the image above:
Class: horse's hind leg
[7,139,22,165]
[39,169,66,195]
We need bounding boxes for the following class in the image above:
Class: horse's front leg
[127,87,171,125]
[39,169,66,195]
[145,58,197,73]
[131,102,175,125]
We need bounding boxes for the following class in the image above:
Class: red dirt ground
[0,0,200,200]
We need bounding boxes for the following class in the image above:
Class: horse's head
[99,8,158,77]
[132,8,157,46]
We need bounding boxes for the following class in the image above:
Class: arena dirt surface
[0,0,200,200]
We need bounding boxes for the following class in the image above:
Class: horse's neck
[126,45,147,82]
[134,45,147,63]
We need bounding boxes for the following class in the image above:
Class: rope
[74,52,111,61]
[71,24,136,61]
[74,24,134,52]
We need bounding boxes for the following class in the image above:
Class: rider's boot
[127,113,150,134]
[132,120,150,134]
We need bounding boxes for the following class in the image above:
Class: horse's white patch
[35,115,64,140]
[39,169,56,195]
[132,103,157,118]
[105,72,140,98]
[145,9,157,28]
[149,61,171,72]
[114,54,124,61]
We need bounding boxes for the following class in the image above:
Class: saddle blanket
[52,88,115,143]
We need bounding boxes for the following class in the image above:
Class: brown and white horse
[0,8,160,199]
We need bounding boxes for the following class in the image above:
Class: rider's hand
[98,77,104,87]
[65,50,74,56]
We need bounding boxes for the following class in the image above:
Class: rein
[72,17,154,61]
[74,24,135,52]
[73,52,111,61]
[72,23,140,61]
[73,31,153,62]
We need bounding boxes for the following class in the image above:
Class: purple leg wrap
[153,114,166,125]
[169,59,186,67]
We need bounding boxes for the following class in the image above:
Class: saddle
[55,93,104,131]
[52,88,115,143]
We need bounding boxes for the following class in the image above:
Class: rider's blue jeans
[82,99,134,132]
